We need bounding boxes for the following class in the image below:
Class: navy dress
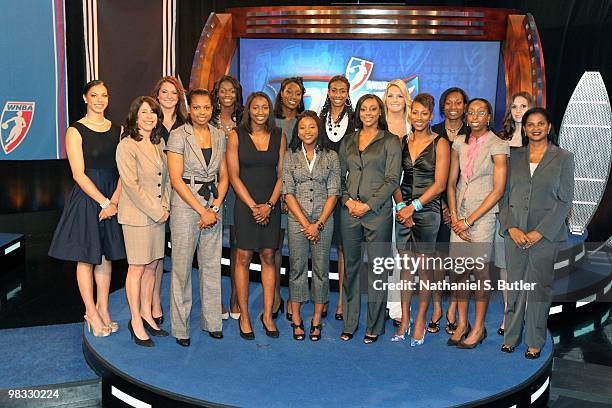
[233,126,281,250]
[48,122,126,264]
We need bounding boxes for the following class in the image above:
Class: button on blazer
[339,129,402,215]
[116,137,170,226]
[165,123,226,208]
[499,143,575,242]
[282,148,341,218]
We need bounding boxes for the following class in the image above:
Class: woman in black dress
[226,92,286,340]
[318,75,355,321]
[49,80,126,337]
[393,93,450,345]
[149,76,188,325]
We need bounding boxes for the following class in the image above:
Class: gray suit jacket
[282,148,341,218]
[499,143,575,242]
[339,129,402,215]
[165,123,226,208]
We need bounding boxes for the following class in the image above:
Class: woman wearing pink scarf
[446,98,509,349]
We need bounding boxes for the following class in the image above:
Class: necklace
[85,114,106,126]
[327,114,342,137]
[445,121,462,135]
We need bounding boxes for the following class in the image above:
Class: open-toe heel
[309,320,322,342]
[291,321,305,341]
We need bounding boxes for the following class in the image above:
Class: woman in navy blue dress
[49,80,126,337]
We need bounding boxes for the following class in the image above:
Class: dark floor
[0,230,610,407]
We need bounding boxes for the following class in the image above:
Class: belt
[183,177,218,199]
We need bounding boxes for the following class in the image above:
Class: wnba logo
[1,101,35,154]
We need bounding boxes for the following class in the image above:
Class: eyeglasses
[466,111,488,117]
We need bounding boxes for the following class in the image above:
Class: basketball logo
[0,101,35,154]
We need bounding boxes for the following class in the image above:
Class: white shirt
[302,144,317,173]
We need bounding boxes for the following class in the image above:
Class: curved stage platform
[84,271,553,407]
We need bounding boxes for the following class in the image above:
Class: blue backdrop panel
[239,38,500,123]
[0,0,68,160]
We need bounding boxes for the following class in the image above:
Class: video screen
[239,38,501,123]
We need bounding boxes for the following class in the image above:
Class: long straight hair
[240,92,277,133]
[354,94,388,130]
[499,91,533,141]
[150,76,188,124]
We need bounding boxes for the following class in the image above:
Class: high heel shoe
[260,314,279,338]
[334,312,343,321]
[230,312,241,320]
[427,309,443,334]
[525,349,541,359]
[239,319,254,340]
[291,321,305,341]
[445,310,457,335]
[310,320,322,342]
[272,297,284,320]
[391,324,411,342]
[128,320,154,347]
[447,322,471,346]
[457,327,487,349]
[84,315,111,337]
[153,306,163,325]
[410,327,426,347]
[501,344,515,353]
[497,327,505,336]
[363,334,379,344]
[142,318,169,337]
[106,321,119,333]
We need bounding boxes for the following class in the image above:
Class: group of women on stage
[49,74,574,360]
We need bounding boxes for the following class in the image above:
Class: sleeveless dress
[234,126,281,250]
[48,122,126,264]
[395,135,443,253]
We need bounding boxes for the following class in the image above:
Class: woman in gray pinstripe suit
[282,111,340,341]
[166,89,229,347]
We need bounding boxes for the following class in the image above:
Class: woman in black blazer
[499,107,574,359]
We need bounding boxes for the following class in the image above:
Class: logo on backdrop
[345,57,374,92]
[1,101,35,154]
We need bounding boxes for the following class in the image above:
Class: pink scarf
[462,132,489,181]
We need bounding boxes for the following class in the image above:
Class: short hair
[83,80,106,96]
[466,98,495,140]
[354,94,388,130]
[521,107,558,146]
[186,88,213,125]
[412,93,435,113]
[121,96,163,144]
[240,92,277,133]
[288,110,331,152]
[150,76,188,123]
[211,75,244,125]
[438,87,469,117]
[273,77,306,119]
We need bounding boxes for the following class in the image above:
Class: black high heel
[427,308,443,333]
[272,297,284,320]
[153,306,163,325]
[447,322,471,346]
[334,313,343,321]
[128,320,154,347]
[291,321,305,341]
[501,344,515,353]
[239,319,254,340]
[310,320,322,341]
[497,327,505,336]
[457,327,487,349]
[260,314,279,338]
[363,334,379,345]
[142,318,169,337]
[525,349,541,359]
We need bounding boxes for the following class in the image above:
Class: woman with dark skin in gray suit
[339,94,402,344]
[499,107,574,359]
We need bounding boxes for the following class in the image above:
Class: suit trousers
[341,207,393,336]
[287,215,332,304]
[503,236,558,349]
[170,205,222,338]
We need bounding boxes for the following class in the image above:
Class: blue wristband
[412,199,423,212]
[395,202,407,212]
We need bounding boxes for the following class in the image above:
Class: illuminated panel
[559,72,612,235]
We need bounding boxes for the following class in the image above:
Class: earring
[345,99,351,107]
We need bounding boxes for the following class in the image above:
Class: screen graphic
[239,39,500,122]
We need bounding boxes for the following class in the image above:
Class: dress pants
[170,205,222,339]
[341,206,393,336]
[503,236,558,349]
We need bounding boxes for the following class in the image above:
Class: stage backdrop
[239,38,501,122]
[0,0,68,160]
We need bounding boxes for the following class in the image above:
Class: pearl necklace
[85,114,106,126]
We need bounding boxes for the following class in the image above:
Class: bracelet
[411,199,423,212]
[100,198,111,209]
[463,218,473,229]
[266,201,275,210]
[316,220,324,231]
[395,202,407,212]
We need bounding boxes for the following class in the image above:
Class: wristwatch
[210,205,220,213]
[266,201,275,210]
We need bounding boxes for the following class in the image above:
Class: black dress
[395,135,443,253]
[48,122,126,264]
[233,126,281,250]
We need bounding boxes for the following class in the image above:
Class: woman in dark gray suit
[339,94,402,344]
[283,110,340,341]
[499,107,574,359]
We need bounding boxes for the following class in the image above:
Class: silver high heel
[391,323,411,342]
[84,315,111,337]
[410,327,426,347]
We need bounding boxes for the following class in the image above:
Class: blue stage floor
[85,267,552,407]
